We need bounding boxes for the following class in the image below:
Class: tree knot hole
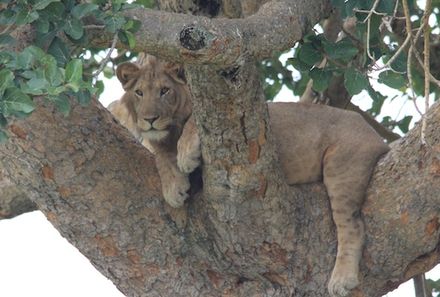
[180,26,208,51]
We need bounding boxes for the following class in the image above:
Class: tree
[1,0,440,296]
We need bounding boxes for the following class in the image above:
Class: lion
[108,56,199,209]
[109,56,389,297]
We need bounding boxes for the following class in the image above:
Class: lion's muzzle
[137,116,172,141]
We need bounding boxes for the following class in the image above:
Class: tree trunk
[2,1,440,296]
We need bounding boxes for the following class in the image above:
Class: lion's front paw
[328,272,359,297]
[177,149,200,174]
[177,134,201,174]
[162,175,190,208]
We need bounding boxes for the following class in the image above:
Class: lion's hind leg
[323,145,381,297]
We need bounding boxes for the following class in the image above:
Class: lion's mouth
[140,128,169,141]
[137,117,172,141]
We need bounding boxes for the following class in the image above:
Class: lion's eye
[135,89,143,97]
[160,87,170,97]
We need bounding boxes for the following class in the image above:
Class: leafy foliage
[426,277,440,296]
[260,0,439,135]
[0,0,151,139]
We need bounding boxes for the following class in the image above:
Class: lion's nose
[144,116,159,124]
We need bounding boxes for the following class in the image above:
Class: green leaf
[0,9,15,26]
[48,37,70,66]
[126,31,136,48]
[410,69,425,96]
[264,80,282,101]
[345,0,360,17]
[1,88,36,115]
[310,68,332,92]
[65,82,80,92]
[367,14,382,40]
[121,3,142,10]
[383,52,407,73]
[330,0,345,10]
[292,72,310,96]
[76,89,91,106]
[33,0,60,10]
[35,30,57,48]
[34,17,50,33]
[0,51,17,67]
[65,59,83,84]
[94,80,104,96]
[15,9,39,25]
[378,70,407,89]
[287,57,310,72]
[63,0,76,10]
[40,54,63,86]
[123,19,141,33]
[23,78,50,95]
[367,86,386,116]
[48,94,70,116]
[20,70,37,80]
[0,69,14,97]
[0,34,15,45]
[297,43,323,66]
[71,3,99,19]
[323,38,359,61]
[39,2,66,21]
[25,45,47,60]
[16,46,47,69]
[111,0,123,12]
[134,0,155,8]
[397,115,413,133]
[0,114,7,128]
[103,66,114,79]
[0,129,8,143]
[16,51,33,69]
[104,14,126,33]
[47,85,66,96]
[118,30,136,49]
[92,0,108,5]
[63,17,84,40]
[344,67,369,96]
[377,0,397,14]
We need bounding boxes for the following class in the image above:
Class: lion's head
[116,56,192,143]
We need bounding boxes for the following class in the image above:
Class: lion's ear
[116,62,140,89]
[164,62,186,84]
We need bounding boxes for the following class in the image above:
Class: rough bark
[2,90,440,297]
[2,1,440,297]
[0,170,36,219]
[89,0,332,65]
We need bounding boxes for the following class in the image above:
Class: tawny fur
[109,56,389,297]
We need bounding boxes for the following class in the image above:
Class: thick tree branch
[90,0,332,65]
[0,95,438,297]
